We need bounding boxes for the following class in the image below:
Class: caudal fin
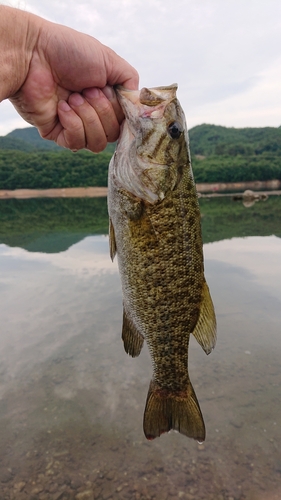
[143,380,205,442]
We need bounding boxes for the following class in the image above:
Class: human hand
[8,11,138,152]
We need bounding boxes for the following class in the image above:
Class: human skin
[0,6,139,152]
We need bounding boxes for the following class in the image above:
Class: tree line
[0,124,280,189]
[0,150,111,189]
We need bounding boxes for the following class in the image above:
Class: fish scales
[108,84,216,441]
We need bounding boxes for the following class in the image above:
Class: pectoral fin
[192,280,217,355]
[109,219,117,261]
[119,189,143,220]
[122,308,144,358]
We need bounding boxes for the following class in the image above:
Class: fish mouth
[115,84,178,106]
[115,85,179,124]
[115,86,140,105]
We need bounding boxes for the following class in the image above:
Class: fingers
[100,85,124,124]
[82,86,121,140]
[56,99,87,150]
[69,91,108,152]
[57,87,121,152]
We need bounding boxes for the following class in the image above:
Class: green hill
[6,127,63,151]
[4,126,116,154]
[0,124,280,189]
[0,149,111,189]
[189,124,281,183]
[189,124,281,157]
[3,123,280,157]
[0,135,36,152]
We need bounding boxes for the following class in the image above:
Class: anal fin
[192,280,217,355]
[122,309,144,358]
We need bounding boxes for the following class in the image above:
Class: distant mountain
[2,126,116,154]
[0,135,35,152]
[1,124,280,157]
[189,124,281,157]
[0,124,280,189]
[6,127,63,151]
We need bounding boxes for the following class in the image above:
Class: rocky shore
[0,180,280,199]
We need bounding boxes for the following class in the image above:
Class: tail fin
[143,380,205,442]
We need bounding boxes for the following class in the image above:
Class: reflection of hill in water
[0,198,109,253]
[0,195,280,253]
[199,195,281,243]
[20,232,92,254]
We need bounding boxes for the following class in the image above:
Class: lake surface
[0,196,281,500]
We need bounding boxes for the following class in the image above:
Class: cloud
[204,235,281,297]
[187,57,281,128]
[1,0,281,133]
[0,236,118,276]
[2,234,281,297]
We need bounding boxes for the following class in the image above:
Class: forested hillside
[190,124,281,183]
[0,124,280,189]
[0,150,111,189]
[189,124,281,156]
[5,126,116,154]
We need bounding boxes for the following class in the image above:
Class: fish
[107,84,216,442]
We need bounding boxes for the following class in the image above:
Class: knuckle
[99,98,112,114]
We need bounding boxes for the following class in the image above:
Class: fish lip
[115,86,142,112]
[114,84,126,95]
[114,84,130,91]
[114,85,137,97]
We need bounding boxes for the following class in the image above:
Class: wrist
[0,6,42,101]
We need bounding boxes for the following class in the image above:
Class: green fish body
[108,84,216,441]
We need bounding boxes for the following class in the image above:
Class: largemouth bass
[108,84,216,442]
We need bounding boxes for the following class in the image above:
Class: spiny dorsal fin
[192,280,217,355]
[109,218,117,261]
[122,308,144,358]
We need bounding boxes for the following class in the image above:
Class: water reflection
[1,194,281,251]
[0,199,281,499]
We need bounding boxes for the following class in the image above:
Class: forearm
[0,6,41,102]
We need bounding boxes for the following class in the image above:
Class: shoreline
[0,180,280,199]
[0,187,108,199]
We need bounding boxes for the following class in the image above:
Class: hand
[8,13,138,152]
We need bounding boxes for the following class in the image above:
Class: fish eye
[167,121,183,139]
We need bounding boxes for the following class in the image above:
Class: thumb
[103,46,139,90]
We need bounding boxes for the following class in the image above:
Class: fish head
[114,84,190,204]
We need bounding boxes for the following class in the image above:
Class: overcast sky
[1,0,281,135]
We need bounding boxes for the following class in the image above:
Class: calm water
[0,196,281,500]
